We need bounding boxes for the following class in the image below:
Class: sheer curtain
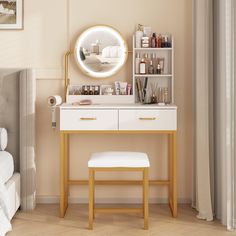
[193,0,235,230]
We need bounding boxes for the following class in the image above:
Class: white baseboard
[36,195,191,204]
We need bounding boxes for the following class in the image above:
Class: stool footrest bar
[69,179,170,185]
[94,207,143,214]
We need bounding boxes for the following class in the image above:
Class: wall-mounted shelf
[132,35,174,104]
[134,74,172,77]
[134,48,172,51]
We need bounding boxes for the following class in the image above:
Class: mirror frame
[74,25,128,78]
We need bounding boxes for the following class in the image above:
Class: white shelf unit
[133,35,174,104]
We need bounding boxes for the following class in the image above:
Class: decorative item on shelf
[157,87,169,105]
[101,85,114,95]
[89,86,94,95]
[139,58,146,74]
[104,87,114,96]
[156,63,162,74]
[157,58,165,74]
[114,81,120,95]
[143,26,152,38]
[143,77,149,103]
[82,85,89,95]
[150,82,158,104]
[157,34,162,48]
[157,87,165,105]
[144,53,150,74]
[135,53,141,74]
[161,34,171,48]
[135,24,143,48]
[136,78,144,103]
[163,87,169,104]
[94,86,100,95]
[141,34,149,48]
[119,82,128,95]
[127,84,132,95]
[148,60,154,74]
[150,33,157,48]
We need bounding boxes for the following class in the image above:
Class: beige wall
[0,0,193,203]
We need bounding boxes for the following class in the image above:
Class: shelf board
[134,47,172,51]
[134,74,172,77]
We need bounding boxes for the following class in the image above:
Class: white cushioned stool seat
[88,152,150,168]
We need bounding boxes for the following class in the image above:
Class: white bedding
[0,151,14,236]
[0,151,14,184]
[0,181,12,236]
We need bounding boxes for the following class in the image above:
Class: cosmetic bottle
[151,53,156,72]
[83,86,89,95]
[158,87,165,105]
[157,34,162,48]
[89,86,94,95]
[141,34,149,48]
[148,60,154,74]
[127,84,132,95]
[151,33,157,48]
[94,86,99,95]
[163,87,169,104]
[135,53,141,74]
[139,58,146,74]
[144,53,150,74]
[157,63,161,74]
[135,24,143,48]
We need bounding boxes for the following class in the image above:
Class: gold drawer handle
[139,117,157,121]
[80,117,97,121]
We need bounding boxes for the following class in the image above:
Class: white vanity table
[59,25,178,219]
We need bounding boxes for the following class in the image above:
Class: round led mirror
[74,25,128,78]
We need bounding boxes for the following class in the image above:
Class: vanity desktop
[59,25,177,218]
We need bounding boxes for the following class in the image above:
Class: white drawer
[119,109,177,131]
[60,109,118,131]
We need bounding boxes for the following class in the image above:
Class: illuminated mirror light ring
[74,25,128,78]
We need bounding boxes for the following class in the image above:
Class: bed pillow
[0,128,7,151]
[0,151,14,184]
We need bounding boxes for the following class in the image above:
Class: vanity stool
[88,151,150,230]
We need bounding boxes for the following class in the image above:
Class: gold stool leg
[143,168,149,230]
[88,168,94,230]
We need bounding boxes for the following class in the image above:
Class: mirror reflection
[74,25,128,78]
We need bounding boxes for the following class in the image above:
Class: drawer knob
[139,117,157,121]
[80,117,97,121]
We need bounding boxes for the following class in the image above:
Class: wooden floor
[8,204,234,236]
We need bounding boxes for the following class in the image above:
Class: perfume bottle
[148,60,154,74]
[135,24,143,48]
[141,34,149,48]
[135,53,141,74]
[150,33,157,48]
[144,53,150,74]
[157,63,162,74]
[139,58,146,74]
[157,34,162,48]
[83,86,89,95]
[163,87,169,104]
[94,86,100,95]
[89,86,94,95]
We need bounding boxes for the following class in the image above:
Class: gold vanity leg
[88,169,94,230]
[169,132,177,217]
[168,134,173,213]
[143,168,149,230]
[64,134,69,211]
[60,132,66,217]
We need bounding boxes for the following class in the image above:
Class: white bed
[0,128,20,236]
